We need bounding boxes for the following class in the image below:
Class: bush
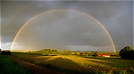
[119,46,134,59]
[119,70,127,74]
[2,50,11,55]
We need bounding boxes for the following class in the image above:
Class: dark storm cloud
[1,1,133,51]
[13,10,113,51]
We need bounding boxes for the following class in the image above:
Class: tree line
[37,48,118,57]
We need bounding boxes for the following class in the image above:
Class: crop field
[11,52,134,74]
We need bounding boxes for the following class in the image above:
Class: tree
[2,50,11,55]
[91,51,98,56]
[119,46,134,59]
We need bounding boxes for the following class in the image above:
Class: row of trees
[41,49,58,52]
[0,49,11,55]
[37,49,118,57]
[119,46,134,60]
[1,51,11,55]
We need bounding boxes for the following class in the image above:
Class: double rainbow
[10,9,116,52]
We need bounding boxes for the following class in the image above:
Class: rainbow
[10,9,116,52]
[2,3,33,37]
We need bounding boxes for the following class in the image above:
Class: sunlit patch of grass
[56,55,111,69]
[30,55,111,71]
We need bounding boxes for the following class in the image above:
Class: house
[102,54,110,57]
[97,53,110,57]
[97,54,103,57]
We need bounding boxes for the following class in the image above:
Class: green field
[85,56,134,69]
[0,54,32,74]
[11,52,134,74]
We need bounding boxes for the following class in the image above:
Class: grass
[0,54,32,74]
[86,56,134,68]
[11,52,134,74]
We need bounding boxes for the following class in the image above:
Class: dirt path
[5,55,61,74]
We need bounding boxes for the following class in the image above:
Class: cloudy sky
[1,1,133,52]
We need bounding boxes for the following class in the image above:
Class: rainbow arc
[10,9,116,52]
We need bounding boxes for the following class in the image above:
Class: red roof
[97,54,110,57]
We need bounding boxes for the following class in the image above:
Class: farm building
[97,53,110,57]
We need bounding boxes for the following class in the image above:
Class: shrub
[119,70,127,74]
[2,50,11,55]
[119,46,134,59]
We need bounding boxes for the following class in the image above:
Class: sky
[1,1,133,52]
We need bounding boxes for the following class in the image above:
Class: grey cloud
[12,10,113,51]
[1,1,133,51]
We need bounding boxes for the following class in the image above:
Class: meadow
[11,51,134,74]
[0,54,32,74]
